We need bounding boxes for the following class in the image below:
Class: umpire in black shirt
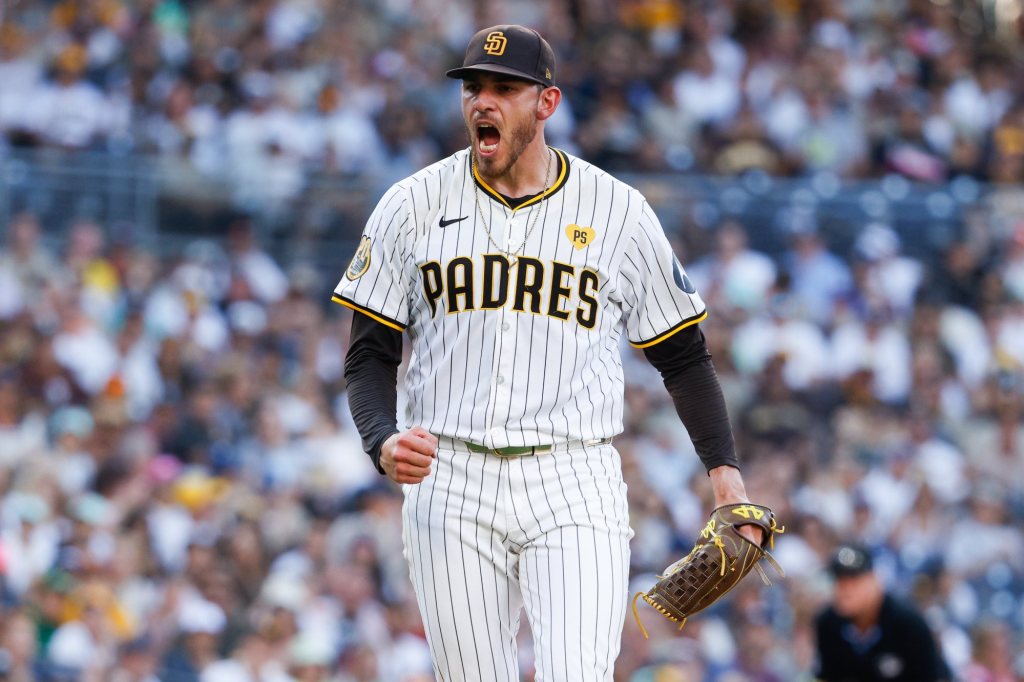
[814,543,951,682]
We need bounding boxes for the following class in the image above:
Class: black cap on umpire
[828,542,874,578]
[446,25,556,88]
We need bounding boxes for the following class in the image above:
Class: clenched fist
[380,427,438,484]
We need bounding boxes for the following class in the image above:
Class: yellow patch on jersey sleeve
[346,236,372,280]
[566,224,595,250]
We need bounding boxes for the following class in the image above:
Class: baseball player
[335,25,763,681]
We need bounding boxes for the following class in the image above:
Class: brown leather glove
[632,503,784,637]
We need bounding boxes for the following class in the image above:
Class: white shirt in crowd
[831,320,912,403]
[26,80,111,148]
[0,56,43,133]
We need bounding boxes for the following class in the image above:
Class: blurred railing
[1,147,1013,272]
[0,148,162,248]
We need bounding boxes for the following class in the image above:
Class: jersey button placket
[484,208,515,448]
[488,314,516,447]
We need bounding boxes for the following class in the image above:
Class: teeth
[478,124,498,153]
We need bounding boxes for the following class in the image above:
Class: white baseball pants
[401,440,633,682]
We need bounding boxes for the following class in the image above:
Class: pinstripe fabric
[402,442,632,682]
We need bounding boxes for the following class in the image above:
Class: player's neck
[478,139,552,199]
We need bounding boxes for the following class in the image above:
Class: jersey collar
[472,147,570,211]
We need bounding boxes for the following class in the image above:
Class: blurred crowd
[2,0,1024,210]
[1,194,1024,681]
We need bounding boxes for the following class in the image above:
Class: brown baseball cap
[446,25,556,87]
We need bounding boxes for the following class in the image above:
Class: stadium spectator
[29,44,112,150]
[688,219,778,314]
[782,222,854,324]
[961,620,1017,682]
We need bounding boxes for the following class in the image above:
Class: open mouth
[477,123,501,155]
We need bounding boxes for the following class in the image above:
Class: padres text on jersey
[417,254,600,328]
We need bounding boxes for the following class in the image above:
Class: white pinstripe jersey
[333,147,706,448]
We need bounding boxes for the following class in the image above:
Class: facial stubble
[467,98,541,181]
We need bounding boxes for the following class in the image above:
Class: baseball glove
[632,503,784,638]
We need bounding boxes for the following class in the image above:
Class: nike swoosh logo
[439,216,468,228]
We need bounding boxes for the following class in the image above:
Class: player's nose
[472,87,498,112]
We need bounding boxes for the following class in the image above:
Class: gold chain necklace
[473,149,554,259]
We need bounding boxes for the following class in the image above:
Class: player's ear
[535,86,561,121]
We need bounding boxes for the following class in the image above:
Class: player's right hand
[380,427,437,484]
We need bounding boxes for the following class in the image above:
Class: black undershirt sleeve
[344,311,403,474]
[642,324,740,473]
